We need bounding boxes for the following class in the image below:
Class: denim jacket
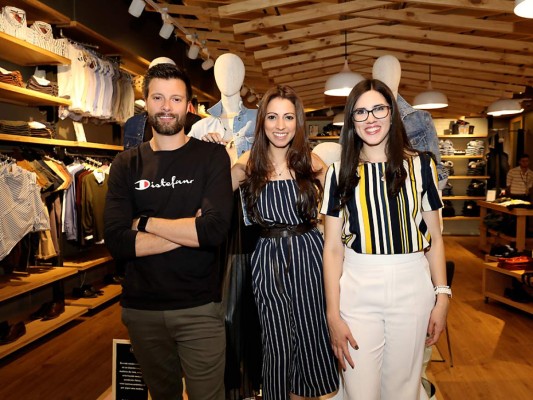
[397,94,448,187]
[123,112,147,150]
[188,100,257,157]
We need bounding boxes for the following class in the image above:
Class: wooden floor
[0,236,531,400]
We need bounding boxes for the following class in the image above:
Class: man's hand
[201,132,227,145]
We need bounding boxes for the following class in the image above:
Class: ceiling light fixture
[240,86,249,97]
[202,57,214,70]
[486,98,524,117]
[333,112,345,126]
[324,31,364,96]
[514,0,533,18]
[326,108,335,117]
[128,0,145,17]
[412,65,448,109]
[159,9,174,39]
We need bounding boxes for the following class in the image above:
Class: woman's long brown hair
[337,79,415,208]
[241,85,322,224]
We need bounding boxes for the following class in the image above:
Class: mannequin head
[149,56,176,69]
[372,55,401,99]
[214,53,245,97]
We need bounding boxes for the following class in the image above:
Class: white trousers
[340,250,435,400]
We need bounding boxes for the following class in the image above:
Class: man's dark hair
[520,154,530,159]
[143,63,192,101]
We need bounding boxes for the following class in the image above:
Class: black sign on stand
[113,339,149,400]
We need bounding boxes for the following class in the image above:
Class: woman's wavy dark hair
[337,78,415,207]
[242,85,322,224]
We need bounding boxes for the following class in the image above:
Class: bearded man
[104,63,232,400]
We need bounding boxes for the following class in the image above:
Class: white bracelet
[434,285,452,298]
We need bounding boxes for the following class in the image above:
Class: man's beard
[148,112,186,136]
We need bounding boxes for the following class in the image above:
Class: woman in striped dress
[321,79,449,400]
[232,85,339,399]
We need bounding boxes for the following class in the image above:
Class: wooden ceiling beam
[233,0,391,34]
[218,0,304,17]
[383,0,513,13]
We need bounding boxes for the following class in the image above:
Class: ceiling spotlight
[486,98,524,117]
[326,108,335,117]
[159,11,174,39]
[240,86,249,96]
[247,92,257,103]
[188,43,200,60]
[128,0,145,17]
[202,58,214,70]
[514,0,533,18]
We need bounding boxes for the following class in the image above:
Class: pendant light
[333,112,345,126]
[412,65,448,109]
[515,0,533,18]
[486,98,524,117]
[324,31,364,97]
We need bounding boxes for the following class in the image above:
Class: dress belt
[259,222,315,294]
[259,222,315,238]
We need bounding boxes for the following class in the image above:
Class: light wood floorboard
[0,236,531,399]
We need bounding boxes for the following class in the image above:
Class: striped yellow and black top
[321,153,442,254]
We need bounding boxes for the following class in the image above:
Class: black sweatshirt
[104,138,233,310]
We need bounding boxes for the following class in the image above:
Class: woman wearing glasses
[321,79,449,399]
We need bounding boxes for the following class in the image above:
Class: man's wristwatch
[137,215,149,232]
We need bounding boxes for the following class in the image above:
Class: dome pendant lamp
[514,0,533,18]
[486,98,524,117]
[413,65,448,109]
[324,31,364,97]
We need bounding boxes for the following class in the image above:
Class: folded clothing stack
[0,67,24,87]
[26,75,59,97]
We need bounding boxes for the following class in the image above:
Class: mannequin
[372,55,447,189]
[188,53,257,165]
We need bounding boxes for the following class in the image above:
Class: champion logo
[135,177,194,190]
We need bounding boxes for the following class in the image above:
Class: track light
[202,58,214,70]
[247,91,256,103]
[188,44,200,59]
[326,108,335,117]
[128,0,145,17]
[159,10,174,39]
[240,86,249,97]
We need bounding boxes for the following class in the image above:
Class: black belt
[259,223,316,294]
[259,222,315,238]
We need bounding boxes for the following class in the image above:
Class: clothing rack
[63,148,116,160]
[59,29,99,50]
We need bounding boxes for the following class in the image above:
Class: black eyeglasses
[351,105,391,122]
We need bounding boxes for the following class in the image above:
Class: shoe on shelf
[41,301,65,321]
[0,321,26,345]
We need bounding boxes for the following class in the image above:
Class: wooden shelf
[0,31,70,66]
[309,135,340,141]
[0,305,88,359]
[0,267,79,303]
[483,263,533,315]
[443,216,480,221]
[66,284,121,309]
[438,134,487,138]
[63,256,113,271]
[0,82,71,107]
[442,196,485,200]
[441,155,483,159]
[448,175,489,180]
[0,134,123,151]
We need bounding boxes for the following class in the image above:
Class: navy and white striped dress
[250,179,338,399]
